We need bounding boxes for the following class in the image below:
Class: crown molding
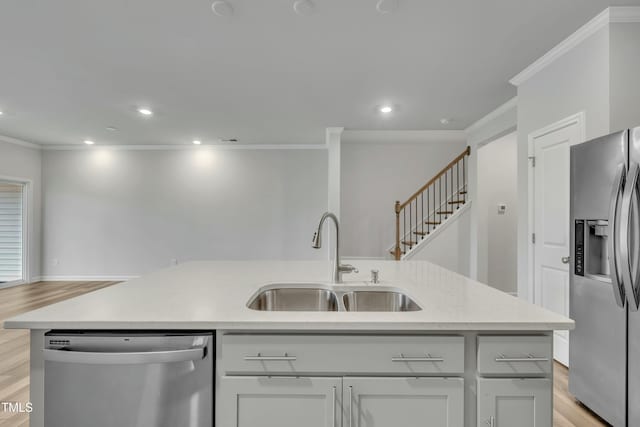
[610,6,640,23]
[326,127,345,136]
[510,7,640,87]
[465,97,517,135]
[42,143,327,151]
[0,134,42,150]
[341,129,466,144]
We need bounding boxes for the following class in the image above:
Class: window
[0,182,25,284]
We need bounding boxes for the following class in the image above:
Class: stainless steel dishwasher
[43,331,213,427]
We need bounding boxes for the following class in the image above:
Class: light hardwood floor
[0,281,610,427]
[0,281,118,427]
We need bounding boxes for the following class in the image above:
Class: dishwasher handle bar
[43,346,206,365]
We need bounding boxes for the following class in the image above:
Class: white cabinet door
[218,376,342,427]
[477,378,552,427]
[343,377,464,427]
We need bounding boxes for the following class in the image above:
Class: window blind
[0,183,23,283]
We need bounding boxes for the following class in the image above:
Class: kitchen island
[4,260,574,427]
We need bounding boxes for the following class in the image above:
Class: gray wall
[339,131,467,259]
[0,140,42,280]
[41,148,328,277]
[477,132,518,293]
[610,23,640,132]
[516,26,610,298]
[465,98,517,283]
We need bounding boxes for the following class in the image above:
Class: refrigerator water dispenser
[575,219,610,280]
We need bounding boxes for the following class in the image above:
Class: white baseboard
[0,280,27,290]
[32,275,138,282]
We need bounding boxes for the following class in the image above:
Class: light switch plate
[497,203,507,214]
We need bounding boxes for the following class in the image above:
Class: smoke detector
[293,0,315,16]
[376,0,398,14]
[211,1,234,17]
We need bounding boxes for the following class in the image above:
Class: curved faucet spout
[311,212,357,283]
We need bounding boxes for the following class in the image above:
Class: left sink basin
[247,285,339,311]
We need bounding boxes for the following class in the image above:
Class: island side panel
[29,329,46,427]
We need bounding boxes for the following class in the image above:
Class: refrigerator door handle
[609,163,627,307]
[621,163,640,311]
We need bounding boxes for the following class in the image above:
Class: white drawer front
[220,334,464,375]
[477,336,552,376]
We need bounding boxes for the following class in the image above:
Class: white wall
[476,132,518,293]
[610,23,640,132]
[406,204,471,276]
[41,148,328,277]
[0,139,42,281]
[515,26,610,299]
[339,131,467,259]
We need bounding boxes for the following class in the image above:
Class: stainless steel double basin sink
[247,283,421,312]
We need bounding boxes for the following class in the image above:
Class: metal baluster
[456,160,459,207]
[450,168,453,212]
[439,177,442,222]
[428,186,431,234]
[421,192,424,237]
[403,207,406,254]
[463,154,466,201]
[445,170,448,218]
[405,201,413,249]
[414,199,417,243]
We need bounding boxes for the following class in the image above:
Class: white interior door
[532,120,582,366]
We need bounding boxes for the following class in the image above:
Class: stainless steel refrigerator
[570,127,640,427]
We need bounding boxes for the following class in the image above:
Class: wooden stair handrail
[393,146,471,261]
[396,146,470,212]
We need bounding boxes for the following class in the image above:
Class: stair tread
[401,240,417,246]
[389,250,406,256]
[425,221,441,225]
[448,200,465,204]
[413,231,428,236]
[437,210,454,215]
[459,191,467,194]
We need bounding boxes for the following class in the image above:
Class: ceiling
[0,0,637,146]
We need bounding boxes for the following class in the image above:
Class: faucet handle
[339,264,358,274]
[370,269,379,284]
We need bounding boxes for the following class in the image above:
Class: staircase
[391,146,471,260]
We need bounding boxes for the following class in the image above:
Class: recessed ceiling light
[379,105,393,114]
[211,1,234,17]
[137,108,153,116]
[84,140,95,145]
[106,126,118,131]
[0,111,3,116]
[440,118,451,125]
[193,140,202,145]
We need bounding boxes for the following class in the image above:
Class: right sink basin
[342,290,422,312]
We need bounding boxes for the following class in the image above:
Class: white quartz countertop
[3,261,574,331]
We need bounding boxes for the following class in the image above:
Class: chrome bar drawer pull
[331,386,336,427]
[391,353,444,362]
[494,353,549,363]
[243,352,297,361]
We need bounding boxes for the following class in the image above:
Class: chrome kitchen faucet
[312,212,358,283]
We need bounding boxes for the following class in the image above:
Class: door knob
[562,256,570,264]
